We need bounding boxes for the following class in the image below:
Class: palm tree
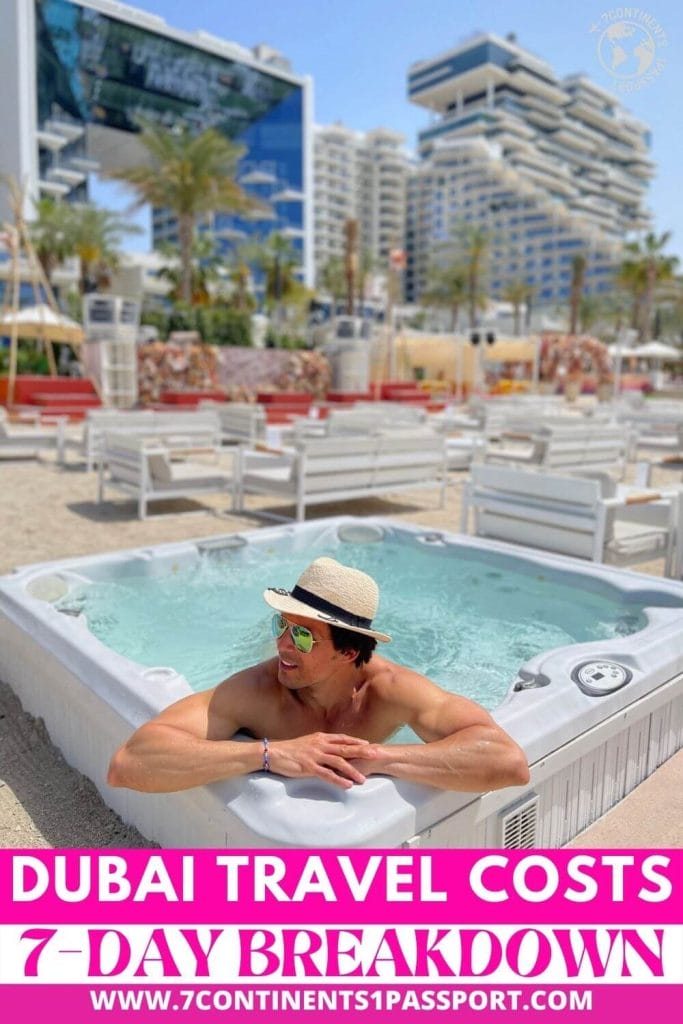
[157,233,223,305]
[622,232,679,342]
[106,122,255,304]
[356,248,374,309]
[319,255,346,312]
[69,205,138,294]
[459,224,489,328]
[28,197,75,284]
[578,295,602,334]
[503,280,532,336]
[257,232,301,328]
[223,244,255,312]
[616,248,646,332]
[569,253,587,336]
[421,261,468,331]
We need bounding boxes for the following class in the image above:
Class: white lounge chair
[0,407,66,459]
[97,432,235,519]
[461,464,680,576]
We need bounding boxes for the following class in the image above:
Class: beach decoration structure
[0,178,85,405]
[539,333,612,398]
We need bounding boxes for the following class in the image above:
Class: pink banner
[1,849,680,924]
[0,850,681,1022]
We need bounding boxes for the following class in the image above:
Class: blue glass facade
[35,0,306,269]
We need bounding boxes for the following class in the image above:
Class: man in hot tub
[108,557,529,794]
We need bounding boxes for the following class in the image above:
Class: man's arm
[107,667,371,793]
[107,684,260,793]
[355,674,529,793]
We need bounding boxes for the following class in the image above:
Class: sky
[104,0,682,260]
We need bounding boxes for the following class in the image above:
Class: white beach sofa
[234,427,448,521]
[62,408,222,470]
[484,424,628,477]
[200,401,268,446]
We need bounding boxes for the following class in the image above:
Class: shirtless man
[108,556,529,794]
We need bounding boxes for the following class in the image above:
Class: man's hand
[269,733,378,789]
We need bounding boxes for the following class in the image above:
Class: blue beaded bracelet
[262,737,270,772]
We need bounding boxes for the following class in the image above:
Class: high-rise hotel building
[405,33,653,310]
[313,124,410,287]
[1,0,313,285]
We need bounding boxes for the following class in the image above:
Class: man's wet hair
[329,624,376,667]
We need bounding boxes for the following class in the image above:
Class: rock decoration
[137,340,220,404]
[215,348,331,402]
[275,350,332,399]
[138,342,332,405]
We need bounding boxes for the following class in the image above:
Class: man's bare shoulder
[212,657,280,705]
[367,655,495,726]
[366,655,432,692]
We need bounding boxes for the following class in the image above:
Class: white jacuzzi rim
[2,514,683,848]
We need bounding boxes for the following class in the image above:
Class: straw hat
[264,556,391,642]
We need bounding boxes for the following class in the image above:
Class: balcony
[69,156,100,173]
[239,169,278,185]
[38,179,70,198]
[241,206,276,222]
[213,227,247,241]
[36,130,68,152]
[44,120,84,143]
[507,68,569,106]
[271,188,305,202]
[47,167,87,187]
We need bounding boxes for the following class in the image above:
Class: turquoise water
[56,537,647,712]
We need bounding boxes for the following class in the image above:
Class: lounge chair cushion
[147,451,173,483]
[150,458,232,492]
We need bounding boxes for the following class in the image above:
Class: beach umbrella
[629,341,682,360]
[0,303,85,405]
[0,303,84,344]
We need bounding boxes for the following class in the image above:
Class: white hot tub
[1,516,682,848]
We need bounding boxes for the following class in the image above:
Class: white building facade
[405,32,653,311]
[313,123,410,289]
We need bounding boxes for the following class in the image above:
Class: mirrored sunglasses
[271,612,318,654]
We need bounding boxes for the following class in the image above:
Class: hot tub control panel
[571,660,633,696]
